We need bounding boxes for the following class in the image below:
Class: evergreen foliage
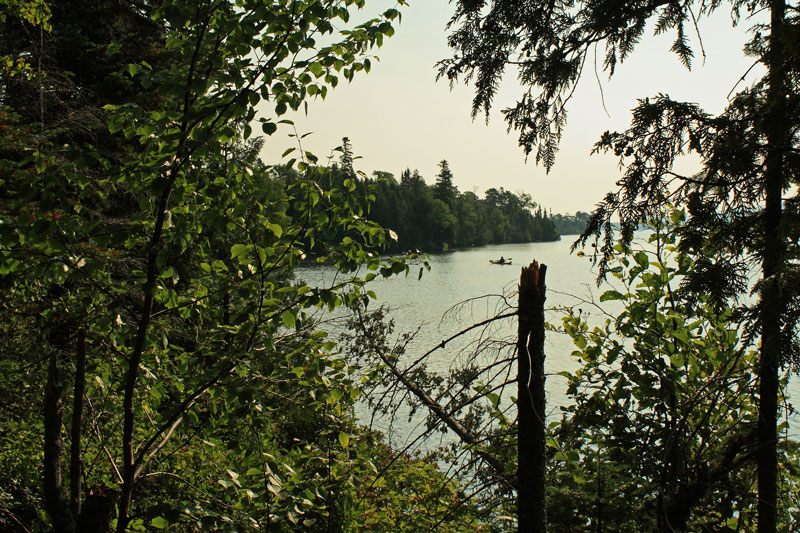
[310,148,560,252]
[443,1,800,528]
[372,169,560,251]
[338,136,356,179]
[434,159,457,206]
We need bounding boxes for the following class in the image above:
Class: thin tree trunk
[116,11,210,525]
[596,452,603,533]
[517,261,547,532]
[759,2,787,531]
[70,331,87,519]
[44,351,76,532]
[117,187,171,532]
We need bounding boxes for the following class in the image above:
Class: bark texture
[517,261,547,533]
[759,2,787,531]
[44,351,76,533]
[70,331,87,518]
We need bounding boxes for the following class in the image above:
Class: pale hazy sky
[259,1,763,215]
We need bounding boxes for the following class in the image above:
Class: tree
[434,159,457,206]
[339,136,356,178]
[551,211,591,236]
[517,262,547,531]
[1,0,406,530]
[429,198,458,248]
[442,2,799,530]
[554,214,785,531]
[454,190,491,246]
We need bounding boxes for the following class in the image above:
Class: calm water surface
[296,237,799,442]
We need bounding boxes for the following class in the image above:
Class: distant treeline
[272,139,591,252]
[367,165,564,251]
[550,211,591,235]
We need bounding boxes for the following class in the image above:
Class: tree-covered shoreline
[276,141,563,253]
[366,165,561,252]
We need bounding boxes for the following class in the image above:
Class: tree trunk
[44,351,76,533]
[117,186,173,532]
[517,261,547,532]
[70,331,87,519]
[759,1,787,531]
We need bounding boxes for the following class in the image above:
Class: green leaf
[328,389,343,404]
[308,62,323,77]
[231,244,248,259]
[600,290,624,302]
[669,352,685,367]
[338,432,350,448]
[281,310,296,329]
[262,122,277,135]
[673,328,690,344]
[151,517,169,529]
[487,392,500,409]
[573,335,587,350]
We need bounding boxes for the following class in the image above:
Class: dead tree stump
[517,260,547,532]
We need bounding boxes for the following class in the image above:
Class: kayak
[489,259,512,265]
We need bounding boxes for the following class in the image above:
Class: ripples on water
[295,236,799,445]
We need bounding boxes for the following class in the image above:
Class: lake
[296,236,800,444]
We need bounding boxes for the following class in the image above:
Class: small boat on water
[490,257,512,265]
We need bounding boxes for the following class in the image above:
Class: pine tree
[434,159,457,206]
[339,136,355,178]
[442,1,800,530]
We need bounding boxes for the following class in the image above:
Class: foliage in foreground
[443,2,800,528]
[0,0,430,531]
[342,212,800,531]
[551,214,800,531]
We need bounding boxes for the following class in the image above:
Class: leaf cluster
[0,0,417,530]
[552,214,800,530]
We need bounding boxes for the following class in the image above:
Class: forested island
[274,139,563,252]
[2,0,799,532]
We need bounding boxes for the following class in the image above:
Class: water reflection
[295,237,799,445]
[297,238,611,444]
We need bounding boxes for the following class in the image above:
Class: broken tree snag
[517,260,547,533]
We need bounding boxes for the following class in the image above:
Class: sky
[259,1,765,215]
